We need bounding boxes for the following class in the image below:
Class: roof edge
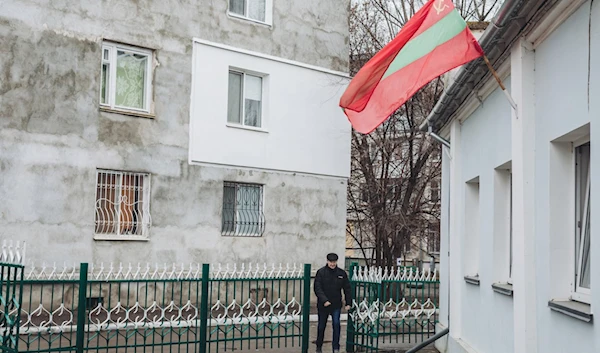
[420,0,554,132]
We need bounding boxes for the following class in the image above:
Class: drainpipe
[405,327,450,353]
[428,126,451,149]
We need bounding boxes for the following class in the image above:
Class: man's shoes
[315,348,322,353]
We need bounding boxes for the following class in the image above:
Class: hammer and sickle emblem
[433,0,449,15]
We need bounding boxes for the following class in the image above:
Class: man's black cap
[326,253,338,261]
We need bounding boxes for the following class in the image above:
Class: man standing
[314,253,352,353]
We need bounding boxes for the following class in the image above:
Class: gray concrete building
[0,0,351,267]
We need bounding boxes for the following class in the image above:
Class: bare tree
[346,0,500,267]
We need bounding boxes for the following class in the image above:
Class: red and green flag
[340,0,484,134]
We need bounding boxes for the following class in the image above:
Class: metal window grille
[222,182,265,237]
[95,170,151,238]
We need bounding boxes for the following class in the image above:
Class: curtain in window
[116,51,147,109]
[244,75,262,127]
[247,0,266,21]
[119,174,144,235]
[95,173,118,234]
[227,72,243,123]
[229,0,245,15]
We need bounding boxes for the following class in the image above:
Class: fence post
[301,263,311,353]
[346,262,357,353]
[199,263,210,353]
[75,263,88,353]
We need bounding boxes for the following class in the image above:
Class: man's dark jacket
[314,265,352,310]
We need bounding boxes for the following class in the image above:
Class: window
[574,142,591,302]
[360,184,370,203]
[464,179,480,276]
[229,0,266,23]
[222,182,265,236]
[427,226,440,253]
[493,166,512,285]
[379,178,400,200]
[404,239,412,254]
[95,170,151,239]
[227,71,263,128]
[100,42,153,114]
[430,180,440,202]
[508,172,513,283]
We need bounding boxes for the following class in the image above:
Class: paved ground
[229,322,440,353]
[18,322,439,353]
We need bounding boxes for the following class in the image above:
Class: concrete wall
[438,2,600,352]
[0,0,350,268]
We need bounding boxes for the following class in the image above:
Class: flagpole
[483,55,517,111]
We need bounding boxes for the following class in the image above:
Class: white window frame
[572,138,591,303]
[508,171,513,284]
[94,169,152,241]
[100,41,154,114]
[228,0,273,26]
[464,179,480,276]
[227,69,265,129]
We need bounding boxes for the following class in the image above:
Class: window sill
[464,275,480,286]
[548,299,593,323]
[221,233,262,238]
[100,106,155,119]
[226,123,268,133]
[94,235,149,242]
[227,13,272,27]
[492,282,513,297]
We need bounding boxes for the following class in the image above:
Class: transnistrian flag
[340,0,484,134]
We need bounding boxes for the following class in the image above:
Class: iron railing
[0,242,26,353]
[14,263,311,353]
[346,264,440,353]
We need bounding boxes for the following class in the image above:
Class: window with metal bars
[221,182,265,237]
[94,170,152,239]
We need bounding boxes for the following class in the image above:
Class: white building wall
[440,1,600,352]
[588,1,600,350]
[533,3,598,353]
[458,79,513,353]
[189,40,351,178]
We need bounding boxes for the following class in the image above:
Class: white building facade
[424,1,600,352]
[0,1,350,267]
